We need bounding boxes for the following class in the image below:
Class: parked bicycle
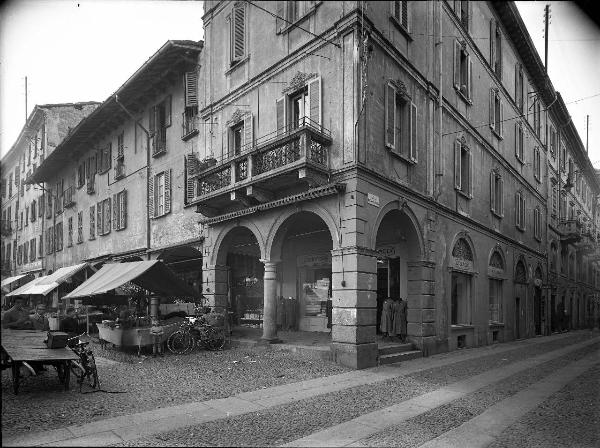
[66,334,100,391]
[167,316,225,354]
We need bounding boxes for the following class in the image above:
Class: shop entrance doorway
[376,258,400,333]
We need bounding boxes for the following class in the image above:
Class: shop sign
[367,193,380,207]
[376,245,397,258]
[298,253,331,267]
[487,266,503,278]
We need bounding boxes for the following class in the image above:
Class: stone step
[378,350,423,365]
[377,343,415,356]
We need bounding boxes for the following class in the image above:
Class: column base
[331,342,377,369]
[258,337,283,345]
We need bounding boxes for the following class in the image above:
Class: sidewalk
[2,332,595,447]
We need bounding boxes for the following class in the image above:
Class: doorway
[534,287,542,335]
[515,297,521,339]
[376,257,400,333]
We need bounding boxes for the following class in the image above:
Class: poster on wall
[303,277,330,316]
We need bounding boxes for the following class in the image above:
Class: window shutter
[468,147,473,196]
[489,89,495,131]
[113,194,117,230]
[490,19,496,67]
[164,169,172,214]
[467,57,473,100]
[307,76,322,126]
[165,95,172,127]
[409,102,417,161]
[276,96,286,135]
[497,30,502,78]
[499,99,504,137]
[121,190,127,229]
[454,140,462,190]
[232,3,246,62]
[97,202,102,235]
[276,1,284,32]
[402,0,408,28]
[186,178,196,203]
[499,177,504,216]
[148,173,155,218]
[515,123,519,158]
[453,41,460,89]
[490,172,496,212]
[243,113,254,149]
[184,71,198,107]
[385,83,396,150]
[515,193,520,227]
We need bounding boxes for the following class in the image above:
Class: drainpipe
[436,0,443,200]
[114,95,157,318]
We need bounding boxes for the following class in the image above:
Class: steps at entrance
[378,342,423,365]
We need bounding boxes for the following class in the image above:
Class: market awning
[1,274,30,290]
[62,260,198,299]
[7,263,90,297]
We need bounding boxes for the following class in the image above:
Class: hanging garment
[380,298,394,335]
[393,299,407,337]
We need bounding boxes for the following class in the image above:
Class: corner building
[190,1,600,368]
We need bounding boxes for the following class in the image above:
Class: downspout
[436,0,443,200]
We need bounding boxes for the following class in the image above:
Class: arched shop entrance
[213,227,263,326]
[269,211,334,334]
[157,247,203,296]
[534,267,543,335]
[373,207,423,343]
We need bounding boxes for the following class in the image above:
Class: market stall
[63,260,200,354]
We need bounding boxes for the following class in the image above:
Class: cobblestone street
[2,331,598,447]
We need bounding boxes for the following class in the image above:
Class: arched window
[550,241,557,272]
[452,238,473,261]
[515,260,527,283]
[488,249,504,324]
[451,237,474,325]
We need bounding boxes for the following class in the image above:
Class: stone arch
[368,200,424,259]
[488,245,505,270]
[266,204,340,260]
[209,220,266,266]
[449,231,477,270]
[514,256,528,284]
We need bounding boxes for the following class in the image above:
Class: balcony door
[290,88,308,129]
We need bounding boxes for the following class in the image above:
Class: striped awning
[6,263,89,297]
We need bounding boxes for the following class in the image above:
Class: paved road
[3,331,599,447]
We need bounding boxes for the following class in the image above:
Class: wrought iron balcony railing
[152,128,167,156]
[188,117,332,206]
[63,186,75,208]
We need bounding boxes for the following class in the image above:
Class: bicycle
[66,333,100,391]
[167,317,225,354]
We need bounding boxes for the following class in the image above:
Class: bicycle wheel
[203,327,225,351]
[86,353,99,389]
[168,331,194,354]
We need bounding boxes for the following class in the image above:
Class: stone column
[330,246,378,369]
[202,264,229,312]
[261,260,280,342]
[407,260,436,355]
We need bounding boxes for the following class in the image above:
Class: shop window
[451,272,472,325]
[453,40,472,102]
[490,170,503,217]
[149,169,171,219]
[454,138,472,198]
[490,88,504,138]
[385,82,417,162]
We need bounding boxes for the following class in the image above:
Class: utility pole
[544,5,550,71]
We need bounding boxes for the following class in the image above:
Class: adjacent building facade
[2,2,599,368]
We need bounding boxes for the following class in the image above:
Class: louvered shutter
[186,178,196,204]
[467,57,473,100]
[497,30,502,78]
[121,190,127,229]
[468,146,473,196]
[308,77,321,126]
[385,83,396,150]
[164,169,172,214]
[490,19,496,67]
[113,194,117,230]
[232,3,246,62]
[409,102,417,161]
[276,97,286,135]
[499,177,504,216]
[514,64,519,108]
[489,89,495,131]
[453,41,460,89]
[165,95,172,127]
[515,123,519,158]
[148,173,155,219]
[184,72,198,107]
[105,198,111,234]
[243,114,253,149]
[454,140,462,190]
[499,99,504,137]
[97,202,102,235]
[276,1,284,32]
[490,172,495,212]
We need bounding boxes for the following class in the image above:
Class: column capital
[260,258,280,266]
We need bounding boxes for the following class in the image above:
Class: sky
[1,1,599,166]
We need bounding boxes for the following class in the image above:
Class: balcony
[559,219,582,245]
[152,128,167,157]
[63,186,75,208]
[1,219,12,236]
[182,110,199,141]
[115,161,126,180]
[188,118,332,217]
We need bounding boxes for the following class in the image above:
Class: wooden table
[1,330,80,394]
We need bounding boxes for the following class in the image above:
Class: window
[534,207,541,241]
[77,211,83,244]
[98,143,112,173]
[77,163,85,188]
[149,97,171,156]
[533,97,541,138]
[113,190,128,231]
[55,222,63,251]
[451,272,471,325]
[490,170,504,217]
[551,179,558,217]
[231,122,244,156]
[8,173,13,197]
[55,179,64,215]
[149,170,171,219]
[453,40,472,101]
[1,178,5,199]
[97,199,111,236]
[384,82,417,162]
[568,158,574,179]
[533,147,541,181]
[89,205,96,240]
[25,206,29,227]
[23,241,28,264]
[549,126,557,158]
[183,71,199,139]
[276,76,321,132]
[67,217,73,247]
[46,226,54,254]
[288,0,300,23]
[515,122,524,162]
[550,242,557,272]
[453,0,469,30]
[560,142,566,172]
[117,132,125,159]
[490,88,504,138]
[391,1,409,30]
[515,191,526,230]
[490,19,502,79]
[454,138,472,197]
[17,244,22,266]
[30,238,36,262]
[30,199,36,222]
[230,2,246,65]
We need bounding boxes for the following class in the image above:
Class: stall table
[97,320,182,356]
[1,329,79,394]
